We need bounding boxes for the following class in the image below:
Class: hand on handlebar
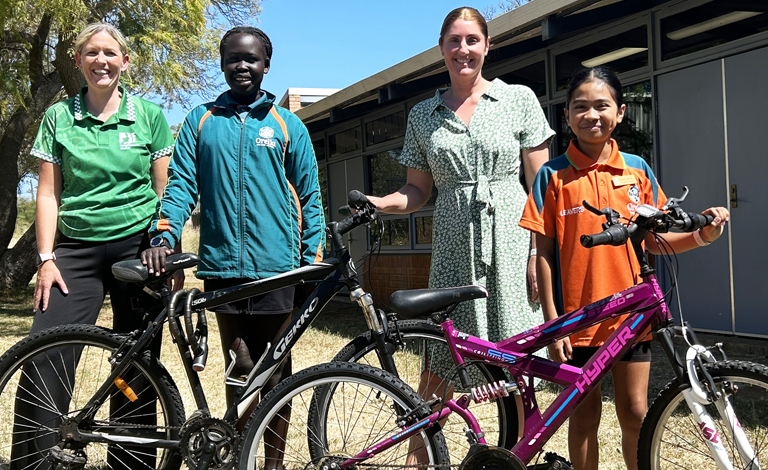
[698,206,730,244]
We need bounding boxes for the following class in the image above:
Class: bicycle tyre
[237,361,450,470]
[332,320,518,457]
[638,360,768,470]
[0,324,185,470]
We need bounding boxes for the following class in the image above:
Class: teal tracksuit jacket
[150,91,326,279]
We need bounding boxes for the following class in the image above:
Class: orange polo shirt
[519,140,666,347]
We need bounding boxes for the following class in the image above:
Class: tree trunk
[0,223,38,292]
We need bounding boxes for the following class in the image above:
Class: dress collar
[427,78,502,114]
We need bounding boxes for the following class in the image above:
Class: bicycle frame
[339,222,757,470]
[68,209,383,451]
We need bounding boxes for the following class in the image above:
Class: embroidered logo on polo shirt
[628,185,640,204]
[119,132,139,149]
[255,126,277,149]
[560,205,585,217]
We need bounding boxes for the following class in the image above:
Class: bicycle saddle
[112,253,200,283]
[389,285,488,319]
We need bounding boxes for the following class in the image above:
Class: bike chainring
[458,444,527,470]
[179,415,238,470]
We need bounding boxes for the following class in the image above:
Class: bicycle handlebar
[580,192,715,249]
[331,190,378,238]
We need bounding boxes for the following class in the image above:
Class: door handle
[731,184,738,209]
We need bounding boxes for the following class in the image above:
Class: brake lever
[583,200,622,227]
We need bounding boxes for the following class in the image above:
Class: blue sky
[164,0,494,125]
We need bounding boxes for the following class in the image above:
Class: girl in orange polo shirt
[520,66,729,470]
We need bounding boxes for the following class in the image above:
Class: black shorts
[203,278,295,315]
[567,341,652,368]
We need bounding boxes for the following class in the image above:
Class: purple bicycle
[236,189,768,470]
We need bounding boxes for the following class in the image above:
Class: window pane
[365,111,406,146]
[381,218,410,247]
[329,127,361,156]
[313,137,326,161]
[317,163,329,222]
[661,1,768,61]
[415,216,433,245]
[368,150,407,196]
[555,27,648,92]
[497,61,547,97]
[614,81,653,166]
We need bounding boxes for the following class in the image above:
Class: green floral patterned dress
[397,79,555,380]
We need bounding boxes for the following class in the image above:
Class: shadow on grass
[312,297,369,340]
[0,285,35,337]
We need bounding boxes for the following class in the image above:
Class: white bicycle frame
[683,341,760,470]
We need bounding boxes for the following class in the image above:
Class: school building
[294,0,768,338]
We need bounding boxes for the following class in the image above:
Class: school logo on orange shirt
[628,185,640,204]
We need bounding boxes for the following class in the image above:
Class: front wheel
[0,324,185,470]
[237,361,450,470]
[332,320,518,459]
[639,360,768,470]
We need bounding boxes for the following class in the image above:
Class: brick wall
[364,253,431,306]
[287,94,302,112]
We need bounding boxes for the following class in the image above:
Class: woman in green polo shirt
[12,23,178,470]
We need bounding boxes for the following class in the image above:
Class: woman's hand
[33,261,68,313]
[548,337,572,364]
[699,207,730,244]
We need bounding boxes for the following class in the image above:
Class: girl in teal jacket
[144,27,325,469]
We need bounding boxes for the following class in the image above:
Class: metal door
[723,47,768,336]
[656,60,733,333]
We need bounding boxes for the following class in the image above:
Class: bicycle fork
[682,344,760,470]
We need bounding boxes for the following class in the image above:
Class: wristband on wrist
[529,248,537,257]
[693,229,712,247]
[36,253,56,267]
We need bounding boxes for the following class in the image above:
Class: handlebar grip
[581,224,630,248]
[348,190,369,208]
[687,213,714,231]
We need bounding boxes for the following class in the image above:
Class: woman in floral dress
[368,7,554,400]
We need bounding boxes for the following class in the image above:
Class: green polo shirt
[32,87,174,241]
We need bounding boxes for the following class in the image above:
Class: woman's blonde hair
[74,22,128,56]
[439,7,488,44]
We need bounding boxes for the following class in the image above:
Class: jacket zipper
[239,113,246,276]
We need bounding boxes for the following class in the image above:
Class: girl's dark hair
[566,66,623,108]
[439,6,488,44]
[220,26,273,61]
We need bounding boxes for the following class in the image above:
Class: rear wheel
[237,361,450,470]
[639,360,768,469]
[332,320,518,460]
[0,324,185,470]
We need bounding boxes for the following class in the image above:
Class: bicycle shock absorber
[471,381,517,403]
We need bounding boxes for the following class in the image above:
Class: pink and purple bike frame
[343,273,671,467]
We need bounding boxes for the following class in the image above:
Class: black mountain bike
[0,191,465,470]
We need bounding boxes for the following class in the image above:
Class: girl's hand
[699,207,730,244]
[527,255,538,302]
[548,337,572,363]
[33,261,68,313]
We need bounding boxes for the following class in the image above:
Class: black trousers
[11,230,162,470]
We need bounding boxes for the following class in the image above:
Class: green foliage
[1,0,262,180]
